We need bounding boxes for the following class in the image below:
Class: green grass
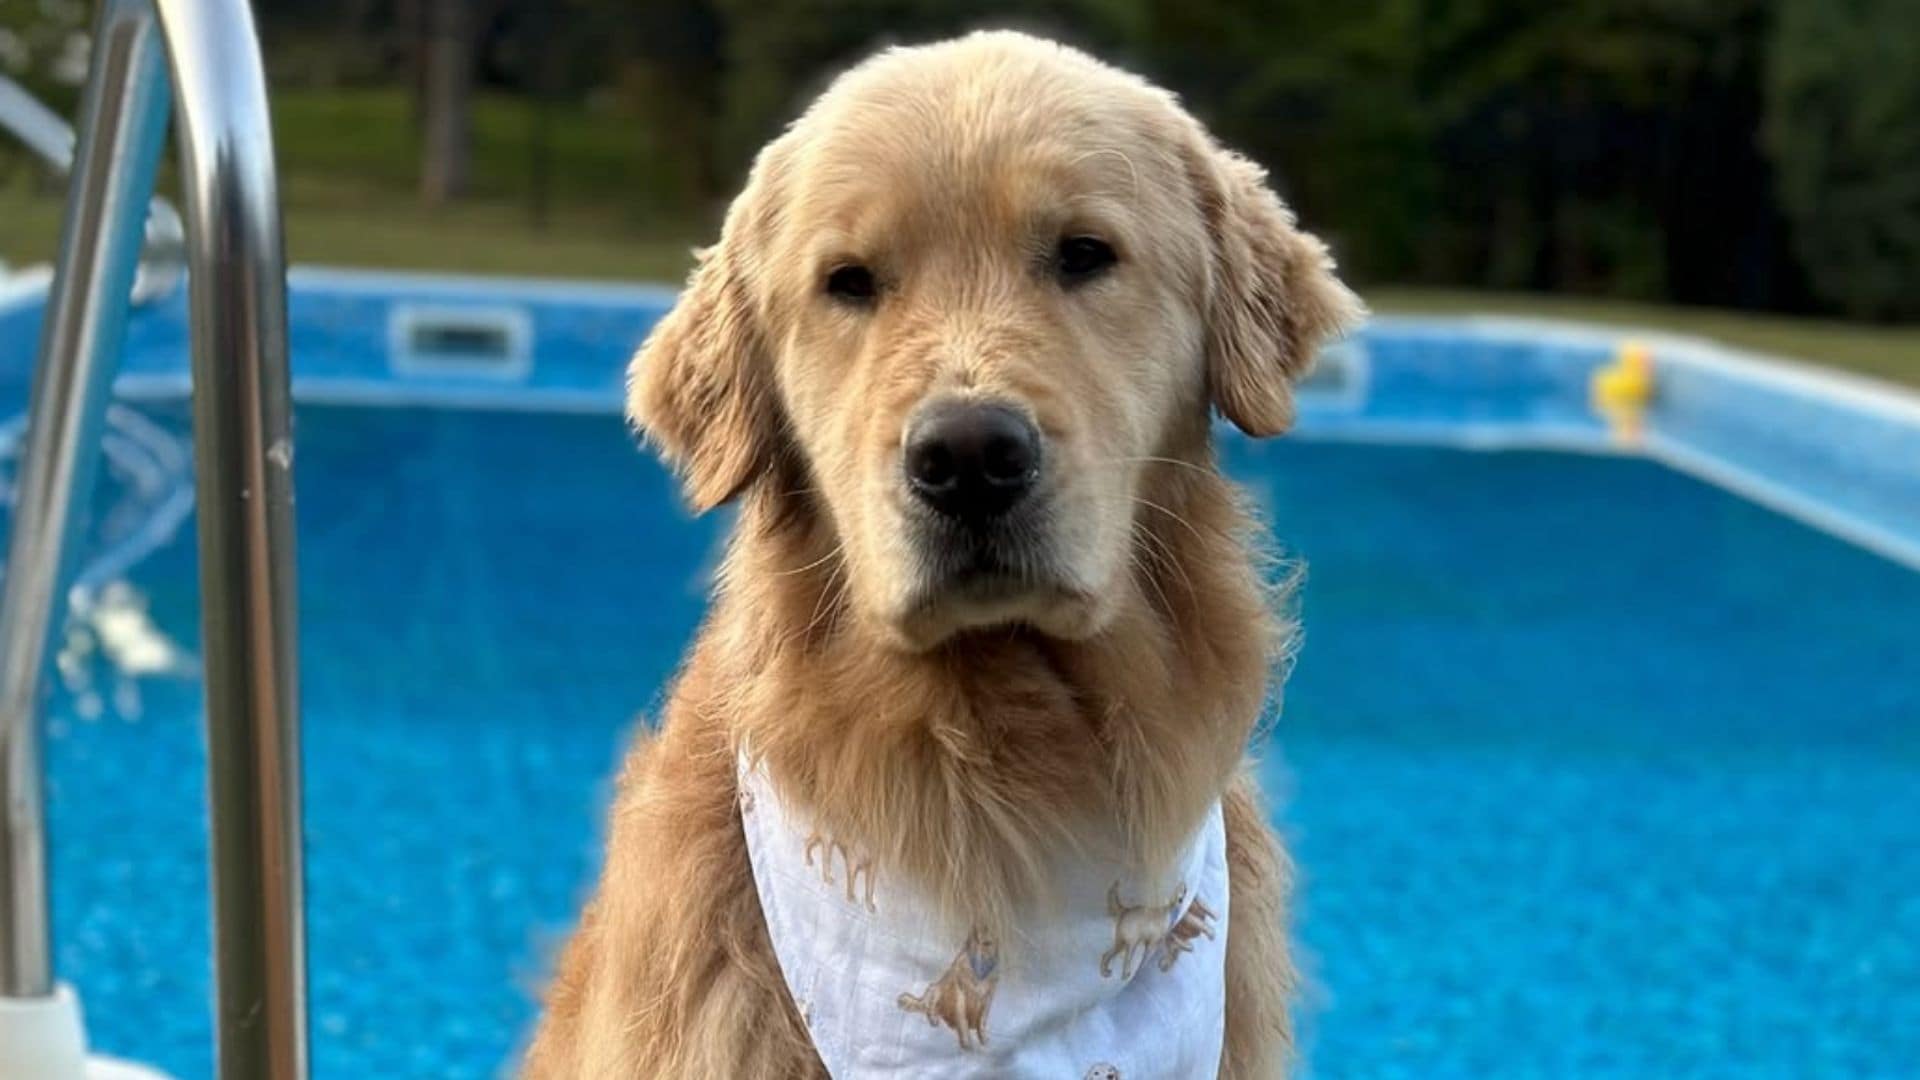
[270,88,690,209]
[279,201,700,281]
[1,185,702,284]
[2,84,707,281]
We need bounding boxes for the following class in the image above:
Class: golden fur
[523,29,1361,1079]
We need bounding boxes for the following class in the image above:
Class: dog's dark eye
[825,264,877,304]
[1056,236,1118,284]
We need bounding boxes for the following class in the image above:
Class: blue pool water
[44,405,1920,1078]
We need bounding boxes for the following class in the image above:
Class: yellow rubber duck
[1592,341,1655,443]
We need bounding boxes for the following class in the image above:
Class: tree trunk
[420,0,472,207]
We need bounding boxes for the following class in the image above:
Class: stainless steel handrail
[154,0,308,1072]
[0,0,308,1077]
[0,0,175,1004]
[0,72,184,303]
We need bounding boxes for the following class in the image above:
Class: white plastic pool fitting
[0,984,173,1079]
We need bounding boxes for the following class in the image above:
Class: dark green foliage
[10,1,1909,320]
[1767,0,1920,320]
[1142,0,1791,305]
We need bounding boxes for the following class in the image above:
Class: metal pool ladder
[0,1,306,1077]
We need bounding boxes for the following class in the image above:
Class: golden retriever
[895,926,1001,1051]
[523,29,1361,1078]
[1100,880,1189,980]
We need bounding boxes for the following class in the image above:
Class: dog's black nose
[903,401,1040,522]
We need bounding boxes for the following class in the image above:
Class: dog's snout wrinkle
[903,401,1041,523]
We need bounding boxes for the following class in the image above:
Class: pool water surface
[45,405,1920,1077]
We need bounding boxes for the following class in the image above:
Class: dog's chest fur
[738,754,1229,1078]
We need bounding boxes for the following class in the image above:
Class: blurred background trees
[1766,0,1920,320]
[4,0,1917,323]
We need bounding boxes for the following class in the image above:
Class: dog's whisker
[1090,455,1215,479]
[1124,455,1215,477]
[802,561,854,642]
[1132,525,1198,602]
[1127,550,1178,616]
[773,543,846,578]
[802,571,846,640]
[1129,495,1211,546]
[765,555,849,655]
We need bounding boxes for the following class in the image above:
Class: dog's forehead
[801,130,1148,239]
[792,43,1182,236]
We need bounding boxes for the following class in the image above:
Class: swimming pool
[5,269,1918,1077]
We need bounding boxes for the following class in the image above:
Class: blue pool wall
[0,267,53,412]
[2,265,1918,570]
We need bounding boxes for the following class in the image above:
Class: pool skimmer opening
[388,304,533,381]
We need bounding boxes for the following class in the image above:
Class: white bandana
[737,754,1229,1079]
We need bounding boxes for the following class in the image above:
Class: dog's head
[964,924,999,976]
[632,32,1360,650]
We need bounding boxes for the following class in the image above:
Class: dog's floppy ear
[1191,141,1365,437]
[628,158,785,511]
